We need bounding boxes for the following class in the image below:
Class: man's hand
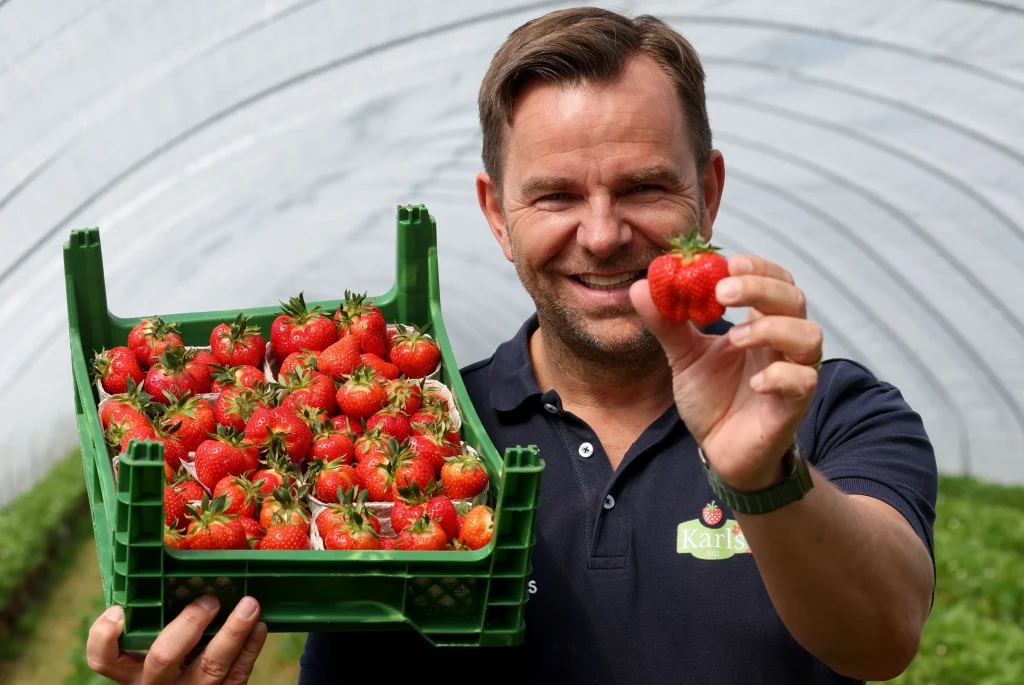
[630,254,823,490]
[86,595,267,684]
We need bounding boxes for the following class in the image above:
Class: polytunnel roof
[1,0,1022,504]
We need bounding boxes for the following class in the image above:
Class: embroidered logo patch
[676,501,752,560]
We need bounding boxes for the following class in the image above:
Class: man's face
[478,56,720,360]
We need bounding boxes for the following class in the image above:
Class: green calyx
[142,316,181,341]
[404,512,437,535]
[159,391,203,419]
[211,424,252,448]
[184,492,236,530]
[665,228,721,260]
[344,509,380,539]
[106,377,152,410]
[267,485,310,525]
[278,292,326,325]
[345,364,380,388]
[341,290,377,319]
[394,478,439,506]
[393,323,434,348]
[156,346,192,373]
[444,451,484,474]
[219,313,261,353]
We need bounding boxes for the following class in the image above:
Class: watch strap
[698,441,814,515]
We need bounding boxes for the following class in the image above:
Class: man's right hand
[86,594,267,684]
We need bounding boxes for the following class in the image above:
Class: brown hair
[478,7,712,198]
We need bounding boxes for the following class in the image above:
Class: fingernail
[733,257,753,274]
[234,596,258,620]
[717,278,741,301]
[198,595,220,612]
[253,622,268,640]
[750,372,765,390]
[102,605,123,626]
[729,324,749,344]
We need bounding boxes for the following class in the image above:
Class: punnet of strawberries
[94,291,495,553]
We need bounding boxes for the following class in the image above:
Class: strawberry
[260,524,310,550]
[385,327,399,357]
[388,438,434,496]
[441,452,489,500]
[408,424,458,477]
[310,423,355,465]
[151,421,189,472]
[279,349,320,377]
[316,335,362,380]
[238,516,265,549]
[308,459,361,503]
[293,403,329,431]
[388,377,422,414]
[99,378,151,428]
[337,291,387,358]
[259,485,310,533]
[185,494,247,550]
[422,386,453,413]
[251,442,300,496]
[209,364,265,393]
[128,317,183,369]
[271,293,337,359]
[106,416,156,454]
[647,229,730,325]
[213,475,263,518]
[173,473,205,503]
[156,393,216,453]
[164,526,189,550]
[353,427,389,464]
[379,537,397,550]
[315,488,380,538]
[336,366,388,419]
[92,347,144,395]
[390,324,440,379]
[391,481,432,535]
[324,511,380,550]
[331,414,363,437]
[355,450,393,502]
[244,406,313,464]
[279,368,337,416]
[146,347,200,405]
[701,501,723,526]
[194,426,252,491]
[365,405,411,443]
[457,505,494,550]
[359,354,398,380]
[426,495,459,542]
[164,485,187,529]
[396,513,448,551]
[409,404,447,436]
[210,313,266,368]
[214,384,272,432]
[185,350,218,394]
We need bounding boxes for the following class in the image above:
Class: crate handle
[395,204,437,326]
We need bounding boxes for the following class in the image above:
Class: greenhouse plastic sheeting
[1,0,1023,505]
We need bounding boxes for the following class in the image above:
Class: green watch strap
[698,442,814,515]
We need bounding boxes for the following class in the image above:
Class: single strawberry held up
[647,229,730,325]
[457,505,494,550]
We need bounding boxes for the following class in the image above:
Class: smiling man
[86,8,937,685]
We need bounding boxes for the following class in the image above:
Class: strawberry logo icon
[701,501,723,526]
[731,524,741,536]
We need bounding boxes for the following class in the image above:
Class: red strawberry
[173,474,205,503]
[309,458,361,503]
[185,350,218,394]
[316,336,362,380]
[279,349,320,378]
[105,416,157,454]
[210,313,266,368]
[385,327,398,356]
[279,368,338,416]
[336,366,388,419]
[331,414,363,437]
[365,406,411,443]
[397,513,448,551]
[260,524,310,550]
[388,377,422,414]
[194,427,251,491]
[146,347,200,405]
[99,378,151,428]
[164,526,189,550]
[337,292,387,358]
[271,293,337,359]
[157,393,216,453]
[185,494,247,550]
[92,347,144,394]
[647,230,730,325]
[244,406,313,464]
[441,452,489,500]
[209,364,265,393]
[213,475,263,518]
[259,485,310,533]
[315,488,380,538]
[293,403,329,431]
[128,317,184,369]
[409,425,458,477]
[457,505,494,550]
[214,384,272,432]
[379,537,397,550]
[388,439,434,495]
[324,511,381,550]
[353,427,389,465]
[310,423,355,465]
[426,495,459,542]
[391,480,432,535]
[164,485,187,529]
[390,325,440,379]
[701,501,723,526]
[251,443,300,496]
[355,451,393,502]
[238,516,265,549]
[151,421,189,472]
[422,386,453,413]
[409,404,446,436]
[359,353,398,380]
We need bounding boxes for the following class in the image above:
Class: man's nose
[576,196,631,258]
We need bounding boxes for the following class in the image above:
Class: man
[86,8,937,684]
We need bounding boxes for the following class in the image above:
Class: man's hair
[478,7,712,198]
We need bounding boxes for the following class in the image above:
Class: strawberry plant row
[65,205,544,649]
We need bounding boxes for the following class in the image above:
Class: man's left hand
[630,254,823,491]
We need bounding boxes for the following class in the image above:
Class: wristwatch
[698,441,814,515]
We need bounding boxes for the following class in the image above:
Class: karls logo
[676,501,752,560]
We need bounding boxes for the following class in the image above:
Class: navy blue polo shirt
[300,315,937,685]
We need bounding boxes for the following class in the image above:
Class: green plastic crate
[64,204,544,650]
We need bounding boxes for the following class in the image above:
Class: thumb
[629,279,702,362]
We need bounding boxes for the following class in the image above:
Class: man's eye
[540,193,574,202]
[627,185,663,194]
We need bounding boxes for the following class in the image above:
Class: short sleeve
[799,359,938,561]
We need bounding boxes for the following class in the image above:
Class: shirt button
[603,494,615,510]
[578,442,594,458]
[543,403,558,414]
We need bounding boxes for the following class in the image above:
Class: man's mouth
[572,270,647,291]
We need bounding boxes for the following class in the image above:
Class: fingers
[86,605,145,683]
[142,594,220,685]
[184,597,262,685]
[629,279,703,365]
[221,622,269,685]
[729,255,794,284]
[717,275,807,318]
[751,360,819,399]
[728,316,822,365]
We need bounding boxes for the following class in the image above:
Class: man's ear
[477,172,514,262]
[699,150,726,239]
